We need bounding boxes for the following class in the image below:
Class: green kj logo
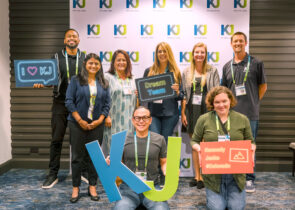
[127,51,139,62]
[180,0,193,8]
[100,0,112,8]
[114,25,127,36]
[234,0,247,8]
[167,25,180,36]
[126,0,139,8]
[207,52,220,63]
[180,158,191,169]
[153,0,166,8]
[87,24,100,35]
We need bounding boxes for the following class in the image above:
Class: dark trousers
[49,102,68,176]
[69,120,104,187]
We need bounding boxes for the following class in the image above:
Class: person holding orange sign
[191,86,255,210]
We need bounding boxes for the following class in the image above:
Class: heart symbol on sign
[27,66,38,76]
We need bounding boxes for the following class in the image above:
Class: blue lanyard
[134,131,150,171]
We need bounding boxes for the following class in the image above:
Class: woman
[65,53,111,203]
[143,42,184,141]
[191,86,255,210]
[102,49,137,154]
[181,42,220,189]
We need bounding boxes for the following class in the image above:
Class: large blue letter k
[86,130,151,202]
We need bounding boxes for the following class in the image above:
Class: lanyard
[230,55,250,85]
[134,131,151,172]
[116,72,129,85]
[192,77,203,93]
[89,81,97,106]
[65,50,79,83]
[215,113,230,135]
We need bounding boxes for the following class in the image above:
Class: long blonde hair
[188,42,209,88]
[148,42,181,84]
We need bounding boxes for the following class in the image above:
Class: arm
[258,83,267,100]
[212,67,221,87]
[181,99,188,127]
[160,158,167,176]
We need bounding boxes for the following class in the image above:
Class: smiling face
[85,57,101,76]
[64,30,80,49]
[132,108,152,133]
[231,34,247,54]
[157,45,168,64]
[193,46,206,64]
[114,53,127,74]
[213,93,231,116]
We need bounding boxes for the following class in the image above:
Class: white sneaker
[245,180,255,193]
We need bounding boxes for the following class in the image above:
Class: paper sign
[200,140,253,174]
[14,59,58,87]
[135,72,176,103]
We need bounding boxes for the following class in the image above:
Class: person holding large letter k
[33,29,87,189]
[110,106,169,210]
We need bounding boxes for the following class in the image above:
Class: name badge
[218,135,230,142]
[135,171,147,181]
[192,94,202,105]
[235,85,246,96]
[123,87,132,95]
[153,100,163,104]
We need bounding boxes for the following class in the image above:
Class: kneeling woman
[191,86,255,210]
[66,53,111,203]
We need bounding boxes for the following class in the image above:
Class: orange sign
[200,140,253,174]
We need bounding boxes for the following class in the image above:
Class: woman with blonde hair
[143,42,184,142]
[181,42,220,189]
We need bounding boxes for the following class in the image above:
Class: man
[112,106,169,209]
[34,29,86,188]
[222,31,267,193]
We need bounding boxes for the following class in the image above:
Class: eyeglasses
[133,116,151,122]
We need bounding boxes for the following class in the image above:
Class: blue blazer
[65,76,111,122]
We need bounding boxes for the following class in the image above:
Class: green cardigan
[191,110,254,193]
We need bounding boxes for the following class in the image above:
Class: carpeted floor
[0,169,294,209]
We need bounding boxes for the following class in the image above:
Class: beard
[66,43,78,49]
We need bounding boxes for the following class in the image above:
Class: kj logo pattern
[207,52,220,63]
[87,24,100,35]
[141,25,154,36]
[100,0,112,8]
[234,0,247,8]
[114,25,127,36]
[207,0,220,8]
[100,51,113,62]
[194,25,207,36]
[127,51,139,62]
[153,0,166,8]
[167,25,180,36]
[73,0,85,8]
[180,0,193,8]
[179,52,192,63]
[126,0,139,8]
[221,24,234,36]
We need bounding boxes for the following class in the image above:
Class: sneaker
[81,171,89,184]
[42,175,58,189]
[245,180,255,193]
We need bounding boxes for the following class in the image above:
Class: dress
[102,72,137,154]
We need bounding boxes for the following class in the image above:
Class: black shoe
[189,179,198,187]
[197,180,204,189]
[70,189,80,203]
[88,187,100,201]
[42,175,58,189]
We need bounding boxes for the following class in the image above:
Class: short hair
[108,49,133,79]
[205,86,237,111]
[132,106,151,117]
[64,28,79,38]
[231,31,247,43]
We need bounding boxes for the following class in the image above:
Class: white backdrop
[70,0,250,176]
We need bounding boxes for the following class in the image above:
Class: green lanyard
[231,55,250,85]
[192,77,203,93]
[215,113,230,134]
[134,131,150,172]
[65,50,79,83]
[115,72,129,85]
[89,81,97,106]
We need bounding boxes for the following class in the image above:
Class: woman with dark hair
[181,42,220,189]
[65,53,111,203]
[102,49,137,154]
[191,86,256,210]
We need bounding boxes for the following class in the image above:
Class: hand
[192,144,202,166]
[33,83,44,88]
[78,119,89,130]
[171,83,180,96]
[251,144,256,167]
[87,119,102,130]
[181,113,188,127]
[105,156,110,166]
[134,90,139,97]
[105,116,112,128]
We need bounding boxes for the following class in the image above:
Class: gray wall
[7,0,295,172]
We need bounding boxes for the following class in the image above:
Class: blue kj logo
[179,52,192,63]
[153,0,166,8]
[234,0,247,8]
[100,51,113,62]
[87,24,100,35]
[127,51,139,62]
[221,24,234,36]
[207,0,220,8]
[126,0,139,8]
[114,25,127,36]
[167,25,180,36]
[207,52,220,63]
[180,0,193,8]
[194,25,207,36]
[140,25,154,36]
[100,0,112,8]
[73,0,85,8]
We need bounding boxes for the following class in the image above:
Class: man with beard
[34,29,86,188]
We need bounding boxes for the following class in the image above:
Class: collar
[233,53,249,65]
[62,48,81,58]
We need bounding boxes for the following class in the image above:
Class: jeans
[113,183,169,210]
[247,120,259,182]
[149,114,179,142]
[206,174,245,210]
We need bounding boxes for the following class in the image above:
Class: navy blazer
[65,76,111,122]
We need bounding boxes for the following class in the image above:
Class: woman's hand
[105,116,112,128]
[181,113,188,127]
[192,144,202,166]
[105,156,110,165]
[134,90,139,97]
[33,83,44,88]
[78,120,89,130]
[88,119,103,130]
[171,83,180,96]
